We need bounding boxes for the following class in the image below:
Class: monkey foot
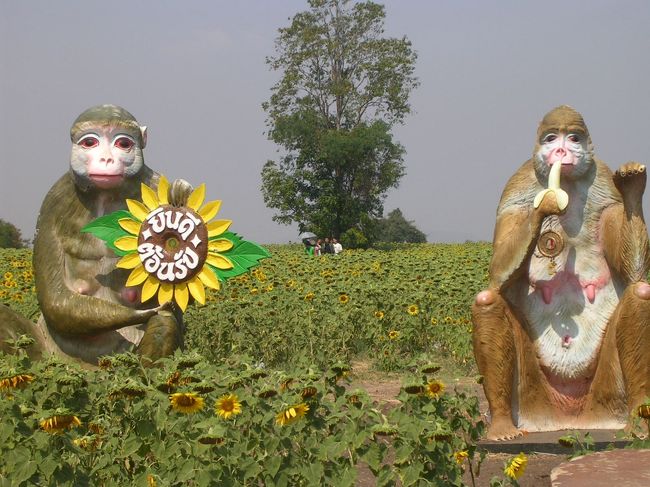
[486,419,524,441]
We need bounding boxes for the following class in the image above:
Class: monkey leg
[137,310,184,364]
[0,304,46,360]
[587,282,650,427]
[473,289,557,438]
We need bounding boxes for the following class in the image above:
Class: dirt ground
[349,361,566,486]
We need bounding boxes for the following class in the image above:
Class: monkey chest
[62,236,123,297]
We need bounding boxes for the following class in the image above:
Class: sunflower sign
[81,176,270,312]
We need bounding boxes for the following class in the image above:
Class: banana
[533,160,569,211]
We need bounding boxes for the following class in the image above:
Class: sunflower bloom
[407,304,419,316]
[0,374,34,390]
[374,310,385,319]
[276,403,309,426]
[454,450,469,465]
[339,294,349,304]
[215,393,242,419]
[504,452,528,480]
[169,392,205,414]
[388,330,399,340]
[40,415,82,434]
[426,379,445,398]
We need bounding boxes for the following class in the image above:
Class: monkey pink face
[71,124,144,190]
[535,131,591,180]
[538,132,586,167]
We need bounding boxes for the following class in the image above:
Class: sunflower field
[0,244,496,486]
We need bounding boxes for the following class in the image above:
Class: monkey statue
[473,105,650,440]
[0,105,191,365]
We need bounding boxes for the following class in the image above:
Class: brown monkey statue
[0,105,191,365]
[473,105,650,440]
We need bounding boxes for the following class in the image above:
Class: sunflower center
[137,205,209,284]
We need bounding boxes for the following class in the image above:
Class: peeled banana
[533,160,569,211]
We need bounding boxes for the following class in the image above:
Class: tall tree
[261,0,418,239]
[0,219,28,248]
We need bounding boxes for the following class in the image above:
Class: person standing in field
[332,238,343,255]
[323,237,334,254]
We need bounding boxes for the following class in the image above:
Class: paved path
[550,449,650,486]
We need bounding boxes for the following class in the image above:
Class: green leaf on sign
[210,232,270,281]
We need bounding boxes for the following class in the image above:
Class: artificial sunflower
[82,175,269,312]
[215,393,242,420]
[504,452,528,480]
[40,414,82,434]
[407,304,419,316]
[276,403,309,426]
[169,392,205,414]
[426,379,445,398]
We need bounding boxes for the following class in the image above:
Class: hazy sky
[2,0,650,244]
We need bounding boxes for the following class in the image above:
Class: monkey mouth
[90,174,124,189]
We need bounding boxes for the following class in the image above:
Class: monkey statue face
[533,105,594,182]
[69,105,148,191]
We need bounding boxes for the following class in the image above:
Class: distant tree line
[0,219,29,248]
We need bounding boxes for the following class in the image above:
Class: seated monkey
[1,105,190,365]
[473,106,650,440]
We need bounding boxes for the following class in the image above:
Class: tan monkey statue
[0,105,191,365]
[473,105,650,440]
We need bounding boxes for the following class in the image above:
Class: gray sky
[2,0,650,244]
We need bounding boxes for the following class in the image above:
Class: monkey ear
[140,126,148,148]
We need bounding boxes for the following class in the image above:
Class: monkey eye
[114,136,135,150]
[78,135,99,149]
[567,134,580,143]
[543,134,557,143]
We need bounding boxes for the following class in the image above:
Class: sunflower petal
[157,175,170,205]
[187,184,206,211]
[208,238,233,253]
[116,253,142,269]
[187,277,206,305]
[198,266,221,290]
[174,282,189,312]
[141,275,160,302]
[118,218,141,236]
[158,283,174,305]
[198,200,222,222]
[126,266,148,287]
[115,236,138,252]
[141,183,159,211]
[207,220,232,237]
[126,199,150,222]
[207,253,234,270]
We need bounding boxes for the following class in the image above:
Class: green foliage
[340,227,370,249]
[0,344,484,485]
[262,0,418,238]
[0,219,28,249]
[1,244,490,373]
[376,208,427,244]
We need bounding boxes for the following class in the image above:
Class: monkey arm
[601,165,650,283]
[34,179,159,337]
[488,207,546,290]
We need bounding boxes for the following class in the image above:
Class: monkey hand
[169,179,194,207]
[614,162,646,205]
[534,189,566,217]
